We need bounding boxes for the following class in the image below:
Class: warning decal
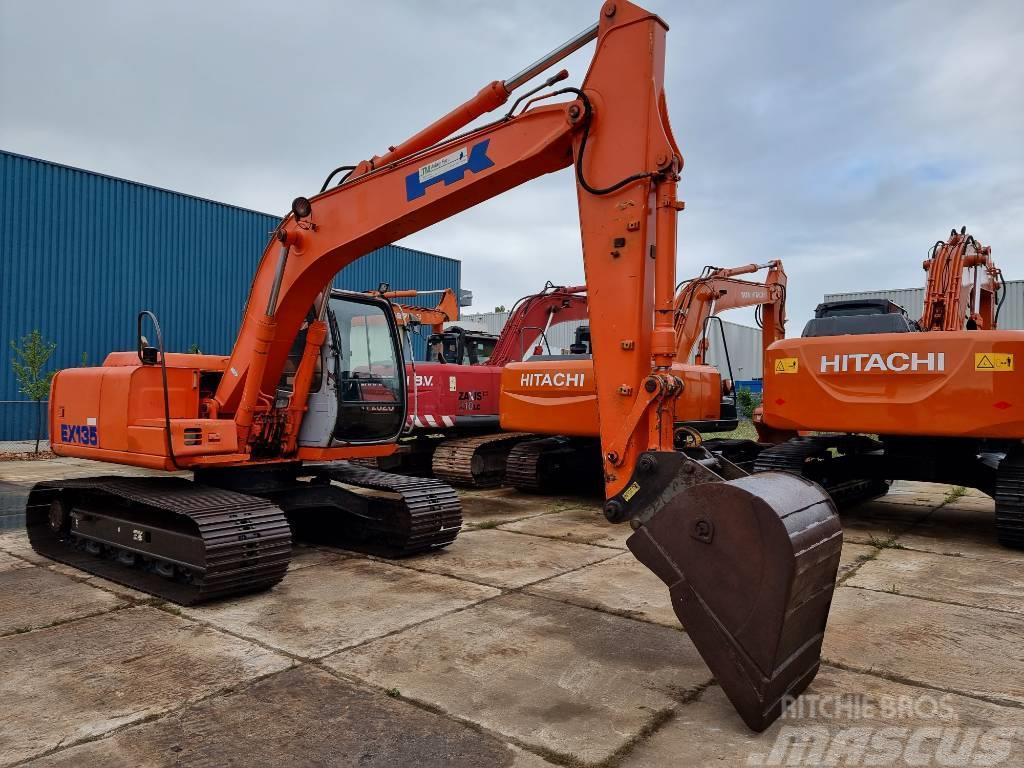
[774,357,799,374]
[975,353,1014,372]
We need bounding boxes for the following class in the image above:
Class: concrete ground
[1,458,1022,767]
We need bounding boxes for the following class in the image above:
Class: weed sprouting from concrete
[866,535,906,550]
[886,584,901,594]
[944,486,969,504]
[385,687,401,698]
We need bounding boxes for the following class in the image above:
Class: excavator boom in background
[27,1,842,731]
[380,287,461,337]
[500,260,789,491]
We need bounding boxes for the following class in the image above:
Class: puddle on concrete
[0,480,28,530]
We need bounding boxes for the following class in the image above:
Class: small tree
[494,305,506,313]
[10,330,58,453]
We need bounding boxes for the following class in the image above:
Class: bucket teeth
[627,471,842,731]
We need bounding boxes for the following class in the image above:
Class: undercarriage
[27,462,463,604]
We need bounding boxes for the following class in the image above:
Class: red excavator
[757,228,1022,546]
[28,1,841,730]
[501,261,787,491]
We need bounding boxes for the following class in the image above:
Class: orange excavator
[757,228,1022,545]
[362,283,589,485]
[380,287,461,336]
[500,261,787,491]
[410,283,588,486]
[27,1,841,730]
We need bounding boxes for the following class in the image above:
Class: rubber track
[754,438,889,508]
[430,432,534,488]
[313,462,462,553]
[26,476,291,605]
[994,451,1024,549]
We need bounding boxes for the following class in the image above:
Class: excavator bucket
[627,471,842,731]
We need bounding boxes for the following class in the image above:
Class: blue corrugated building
[0,149,460,440]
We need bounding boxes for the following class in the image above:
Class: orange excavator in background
[501,261,787,491]
[27,1,842,730]
[757,228,1022,546]
[379,287,461,337]
[365,282,589,486]
[680,260,786,371]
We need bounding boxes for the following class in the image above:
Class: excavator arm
[379,288,460,336]
[920,228,1001,331]
[204,7,840,728]
[677,261,787,364]
[211,2,682,499]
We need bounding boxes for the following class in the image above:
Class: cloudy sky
[2,1,1022,327]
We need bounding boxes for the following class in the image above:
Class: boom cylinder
[359,22,599,176]
[503,22,599,91]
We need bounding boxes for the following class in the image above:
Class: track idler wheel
[627,472,842,731]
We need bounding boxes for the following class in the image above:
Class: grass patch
[944,486,969,504]
[385,687,401,698]
[472,520,503,530]
[702,419,758,441]
[866,535,906,550]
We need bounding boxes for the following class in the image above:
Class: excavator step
[430,432,535,488]
[26,476,292,605]
[628,471,842,731]
[754,436,891,508]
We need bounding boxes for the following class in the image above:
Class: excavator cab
[297,291,407,447]
[426,326,498,365]
[569,324,590,355]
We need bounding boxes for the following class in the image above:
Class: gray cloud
[2,0,1022,326]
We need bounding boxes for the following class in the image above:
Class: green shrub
[736,388,762,419]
